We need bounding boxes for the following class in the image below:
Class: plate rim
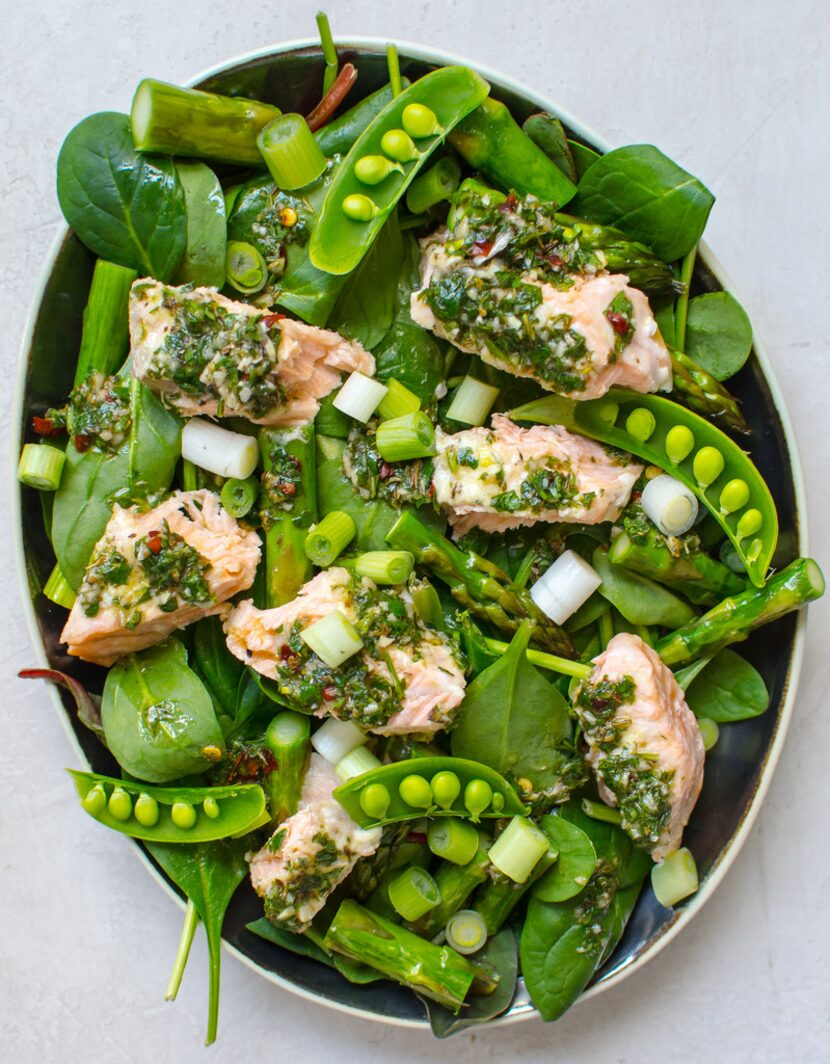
[11,34,810,1032]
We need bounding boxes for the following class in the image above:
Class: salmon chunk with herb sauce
[61,490,261,666]
[249,753,382,931]
[224,568,466,735]
[431,413,642,537]
[573,633,705,860]
[129,280,374,425]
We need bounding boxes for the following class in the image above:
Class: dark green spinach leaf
[685,291,753,381]
[523,114,578,183]
[572,144,714,262]
[174,161,227,289]
[534,813,597,902]
[328,214,404,350]
[57,112,186,279]
[128,379,181,490]
[594,547,697,628]
[568,140,600,179]
[246,918,383,984]
[685,648,769,721]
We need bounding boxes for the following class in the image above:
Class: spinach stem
[598,609,614,649]
[482,637,592,679]
[165,898,199,1001]
[674,244,698,352]
[316,12,339,94]
[386,43,402,96]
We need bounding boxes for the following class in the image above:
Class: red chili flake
[262,313,285,328]
[548,254,565,269]
[472,238,494,257]
[32,416,61,436]
[606,312,630,336]
[407,831,428,845]
[74,434,92,452]
[322,685,338,701]
[146,535,162,555]
[498,193,519,214]
[378,462,394,481]
[280,482,297,496]
[280,644,294,660]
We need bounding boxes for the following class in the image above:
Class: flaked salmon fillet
[129,279,374,425]
[411,241,671,400]
[432,414,642,537]
[249,753,381,931]
[61,490,261,666]
[574,633,705,860]
[224,568,466,735]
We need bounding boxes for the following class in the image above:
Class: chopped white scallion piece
[181,418,259,480]
[530,550,602,625]
[641,473,699,536]
[332,371,388,423]
[446,376,500,426]
[300,610,364,670]
[334,746,382,782]
[310,716,368,764]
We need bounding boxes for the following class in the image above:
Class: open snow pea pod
[510,389,777,587]
[309,66,490,276]
[68,770,268,843]
[333,756,526,828]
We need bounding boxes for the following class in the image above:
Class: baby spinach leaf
[685,648,769,721]
[174,161,227,289]
[193,616,244,718]
[684,291,753,381]
[593,547,697,628]
[653,297,677,349]
[128,379,181,491]
[451,624,578,801]
[523,114,578,183]
[533,812,597,903]
[147,837,249,1045]
[568,140,600,179]
[572,144,715,262]
[101,638,225,783]
[57,112,186,279]
[421,928,518,1036]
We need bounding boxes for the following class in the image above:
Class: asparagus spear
[609,531,747,606]
[74,260,137,385]
[386,511,576,658]
[671,350,750,436]
[472,849,558,936]
[323,899,478,1011]
[259,426,317,607]
[131,79,281,166]
[656,557,824,665]
[407,842,491,938]
[264,711,310,823]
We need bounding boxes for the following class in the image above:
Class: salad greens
[18,11,823,1044]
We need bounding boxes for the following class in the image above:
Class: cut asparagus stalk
[407,842,491,938]
[656,557,824,665]
[386,511,575,658]
[671,350,749,436]
[131,79,281,166]
[472,849,558,935]
[75,260,137,385]
[264,711,310,823]
[323,899,477,1012]
[609,531,747,606]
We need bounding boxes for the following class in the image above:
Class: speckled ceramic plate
[13,38,809,1030]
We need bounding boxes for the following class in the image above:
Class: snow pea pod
[315,80,410,157]
[333,756,526,829]
[309,67,490,276]
[510,389,777,587]
[68,770,268,843]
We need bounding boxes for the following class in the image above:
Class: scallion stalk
[529,550,603,625]
[332,371,388,423]
[651,847,699,907]
[581,798,622,825]
[405,156,462,215]
[427,819,480,866]
[225,241,268,295]
[304,511,356,566]
[349,551,414,585]
[75,260,137,385]
[376,378,421,421]
[641,474,699,536]
[388,866,441,921]
[311,716,367,764]
[487,817,550,884]
[43,563,77,609]
[182,418,259,481]
[446,376,500,427]
[375,411,436,462]
[300,611,363,668]
[264,711,311,822]
[335,746,383,782]
[316,11,339,95]
[17,443,65,491]
[220,476,259,519]
[257,113,328,190]
[445,909,488,955]
[386,43,403,97]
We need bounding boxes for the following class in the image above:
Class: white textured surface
[2,1,829,1061]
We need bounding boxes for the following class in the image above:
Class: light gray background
[2,1,828,1061]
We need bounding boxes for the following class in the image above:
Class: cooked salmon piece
[129,280,374,425]
[432,413,642,537]
[249,753,381,931]
[574,633,705,860]
[411,241,671,400]
[61,490,261,666]
[224,568,466,735]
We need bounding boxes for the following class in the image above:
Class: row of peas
[361,771,503,822]
[343,103,443,221]
[83,782,219,828]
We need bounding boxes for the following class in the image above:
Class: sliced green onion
[488,816,549,884]
[530,550,602,625]
[641,474,699,536]
[304,511,356,566]
[44,564,76,609]
[405,156,462,214]
[182,418,258,480]
[445,909,488,956]
[335,746,383,782]
[446,376,500,426]
[651,847,699,907]
[316,11,339,94]
[220,476,258,518]
[376,411,435,462]
[17,443,65,491]
[310,716,367,764]
[427,819,480,865]
[225,241,268,294]
[300,610,363,669]
[388,865,440,921]
[332,370,388,423]
[698,717,720,751]
[412,582,444,629]
[352,551,414,584]
[386,42,402,97]
[376,378,420,421]
[257,113,327,190]
[581,798,622,825]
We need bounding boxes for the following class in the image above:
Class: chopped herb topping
[343,423,435,510]
[47,371,131,454]
[260,443,303,528]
